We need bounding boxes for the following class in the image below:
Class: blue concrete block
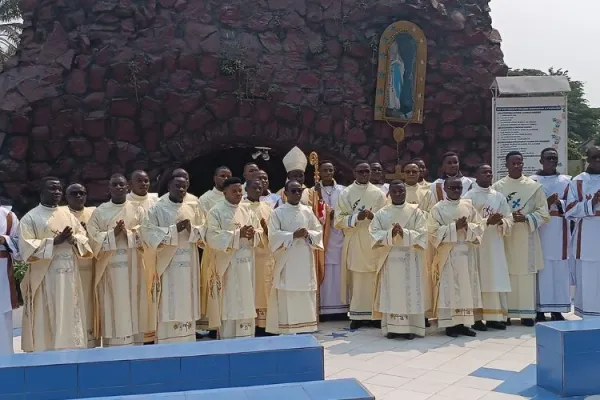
[180,354,229,382]
[78,386,133,398]
[24,364,77,393]
[230,351,278,378]
[0,394,23,400]
[302,379,374,400]
[127,383,174,395]
[25,390,77,400]
[184,387,249,400]
[536,345,563,395]
[176,378,229,392]
[563,351,600,396]
[79,361,130,389]
[276,348,323,376]
[244,383,312,400]
[130,358,180,385]
[0,367,24,394]
[535,323,563,353]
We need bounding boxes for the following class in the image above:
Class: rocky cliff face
[0,0,506,209]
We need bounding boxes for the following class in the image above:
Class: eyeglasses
[288,189,304,194]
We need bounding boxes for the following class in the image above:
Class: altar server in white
[0,206,19,354]
[531,148,572,322]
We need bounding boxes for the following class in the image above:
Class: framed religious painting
[374,21,427,124]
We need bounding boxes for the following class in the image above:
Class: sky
[490,0,599,106]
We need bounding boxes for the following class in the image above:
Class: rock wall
[0,0,506,210]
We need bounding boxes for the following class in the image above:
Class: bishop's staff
[309,151,327,287]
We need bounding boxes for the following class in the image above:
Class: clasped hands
[54,226,75,245]
[240,225,255,239]
[585,190,600,207]
[512,211,526,223]
[486,212,503,226]
[357,209,374,221]
[293,227,309,239]
[455,216,468,230]
[391,223,403,237]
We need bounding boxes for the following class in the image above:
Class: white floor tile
[400,377,451,394]
[362,383,395,397]
[485,358,532,372]
[436,354,490,375]
[438,384,489,399]
[479,392,529,399]
[405,351,459,370]
[327,368,377,382]
[385,365,431,379]
[381,388,433,400]
[455,376,503,391]
[365,373,410,388]
[419,370,465,384]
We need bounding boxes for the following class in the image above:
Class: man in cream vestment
[255,170,283,209]
[530,148,572,321]
[64,183,98,347]
[565,146,600,319]
[412,158,430,187]
[243,179,275,333]
[197,166,232,335]
[370,162,389,195]
[159,168,198,203]
[205,178,262,339]
[335,161,387,329]
[142,175,204,343]
[463,165,512,330]
[403,162,433,210]
[277,146,313,206]
[425,152,474,210]
[267,180,324,334]
[19,177,93,352]
[492,151,550,326]
[87,174,147,346]
[429,177,484,337]
[313,161,348,319]
[0,206,19,354]
[370,181,427,339]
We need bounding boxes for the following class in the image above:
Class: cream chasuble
[65,206,97,347]
[159,192,199,204]
[266,203,323,334]
[205,201,262,338]
[126,192,159,211]
[565,172,600,318]
[492,175,550,319]
[87,201,147,346]
[141,198,204,343]
[19,205,93,352]
[406,184,432,211]
[197,187,225,329]
[426,176,475,210]
[335,182,387,320]
[370,203,427,336]
[0,207,18,355]
[243,199,275,328]
[374,183,390,196]
[463,184,513,321]
[428,199,484,328]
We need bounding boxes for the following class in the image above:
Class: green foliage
[0,0,22,71]
[13,260,28,283]
[508,68,600,158]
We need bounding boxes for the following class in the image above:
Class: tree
[508,68,600,159]
[0,0,21,71]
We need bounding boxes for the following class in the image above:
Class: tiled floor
[10,313,594,399]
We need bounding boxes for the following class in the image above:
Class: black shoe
[486,321,507,330]
[506,318,512,326]
[195,332,203,340]
[350,320,362,330]
[456,324,477,337]
[255,327,267,337]
[551,312,565,321]
[445,327,458,338]
[370,320,382,329]
[386,333,398,339]
[401,333,416,340]
[535,312,547,322]
[425,318,430,328]
[208,330,218,339]
[472,321,487,331]
[521,318,534,327]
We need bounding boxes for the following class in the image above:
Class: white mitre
[282,146,307,172]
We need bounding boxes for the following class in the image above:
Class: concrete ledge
[80,379,374,400]
[0,335,324,399]
[537,320,600,397]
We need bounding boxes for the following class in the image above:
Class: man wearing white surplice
[87,174,147,347]
[463,164,512,331]
[336,161,387,329]
[19,177,93,352]
[142,175,204,343]
[267,180,323,334]
[565,146,600,319]
[205,177,262,339]
[531,148,572,322]
[492,151,550,327]
[429,177,484,338]
[0,205,19,354]
[370,181,427,339]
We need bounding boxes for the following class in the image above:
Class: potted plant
[12,260,28,306]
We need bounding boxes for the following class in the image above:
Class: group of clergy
[2,144,600,354]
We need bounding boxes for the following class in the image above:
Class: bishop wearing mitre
[141,174,204,343]
[277,146,313,206]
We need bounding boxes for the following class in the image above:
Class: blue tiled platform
[0,335,323,399]
[80,378,373,400]
[537,319,600,398]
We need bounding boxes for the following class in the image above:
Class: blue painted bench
[80,379,374,400]
[0,335,323,399]
[537,319,600,397]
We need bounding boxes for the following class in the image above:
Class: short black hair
[214,166,231,176]
[587,146,600,158]
[285,180,302,191]
[245,178,261,187]
[243,162,259,170]
[130,170,148,180]
[110,173,126,182]
[41,176,61,188]
[318,160,334,167]
[354,160,370,169]
[441,152,458,162]
[411,157,424,163]
[540,148,558,158]
[444,176,462,186]
[370,161,382,166]
[402,161,419,171]
[222,177,242,190]
[505,151,523,162]
[475,163,491,172]
[389,180,405,187]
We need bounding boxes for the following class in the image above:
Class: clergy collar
[392,202,406,207]
[110,200,127,206]
[167,197,184,205]
[40,203,58,210]
[354,181,369,186]
[68,206,84,214]
[212,187,224,195]
[129,192,148,201]
[507,175,525,182]
[441,172,463,180]
[535,169,559,176]
[445,198,461,204]
[225,200,239,208]
[473,183,491,191]
[321,180,336,187]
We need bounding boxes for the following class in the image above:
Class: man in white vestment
[205,177,262,339]
[277,147,313,206]
[242,163,260,194]
[463,164,512,331]
[267,180,324,334]
[370,181,427,339]
[197,166,232,338]
[0,206,19,354]
[335,161,387,329]
[243,179,275,334]
[87,174,147,346]
[428,177,484,337]
[530,148,572,322]
[370,162,389,195]
[255,170,283,209]
[492,151,550,327]
[127,170,159,211]
[565,146,600,319]
[19,177,93,352]
[142,175,204,343]
[403,162,432,209]
[412,158,430,187]
[313,161,348,320]
[425,152,474,210]
[64,183,98,347]
[159,168,198,203]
